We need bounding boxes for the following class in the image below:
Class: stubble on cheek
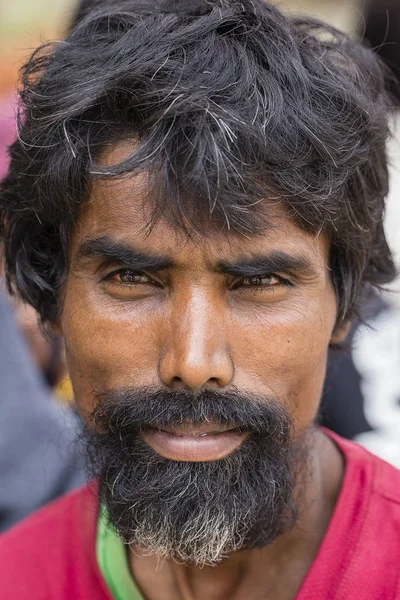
[60,281,151,409]
[233,301,333,432]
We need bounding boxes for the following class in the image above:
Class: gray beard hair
[94,436,304,567]
[127,479,245,565]
[83,388,306,567]
[125,461,253,565]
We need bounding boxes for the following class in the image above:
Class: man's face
[58,144,340,564]
[62,176,338,428]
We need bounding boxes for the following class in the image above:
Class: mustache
[81,386,302,564]
[88,386,294,441]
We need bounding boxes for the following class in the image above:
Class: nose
[158,288,234,390]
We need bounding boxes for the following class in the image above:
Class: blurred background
[0,0,399,531]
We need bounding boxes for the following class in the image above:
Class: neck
[129,429,344,600]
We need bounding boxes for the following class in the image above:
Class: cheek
[61,274,336,430]
[60,282,162,411]
[231,296,335,429]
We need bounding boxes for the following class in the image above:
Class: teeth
[174,433,210,437]
[161,430,215,437]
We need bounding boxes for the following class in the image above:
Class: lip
[156,422,237,436]
[140,424,248,462]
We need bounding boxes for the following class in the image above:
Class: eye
[101,269,156,286]
[240,274,282,287]
[234,274,292,289]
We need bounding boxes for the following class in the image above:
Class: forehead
[72,145,330,267]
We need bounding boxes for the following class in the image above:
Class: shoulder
[326,428,400,564]
[0,482,97,549]
[326,428,400,505]
[325,431,400,596]
[327,428,400,505]
[0,482,108,600]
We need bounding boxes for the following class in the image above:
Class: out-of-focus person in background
[0,289,84,532]
[0,0,78,393]
[0,0,84,532]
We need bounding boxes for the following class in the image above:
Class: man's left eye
[239,274,283,287]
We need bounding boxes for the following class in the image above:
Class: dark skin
[56,143,348,600]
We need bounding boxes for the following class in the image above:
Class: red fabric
[0,430,399,599]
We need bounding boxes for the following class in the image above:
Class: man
[0,1,399,598]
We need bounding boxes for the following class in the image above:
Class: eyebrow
[216,251,319,278]
[74,235,174,272]
[75,235,319,278]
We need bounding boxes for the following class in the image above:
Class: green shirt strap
[96,507,145,600]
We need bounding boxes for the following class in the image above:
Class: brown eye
[118,270,151,284]
[104,269,153,285]
[241,274,281,287]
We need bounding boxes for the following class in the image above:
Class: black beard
[81,387,306,567]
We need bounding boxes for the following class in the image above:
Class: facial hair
[81,387,307,567]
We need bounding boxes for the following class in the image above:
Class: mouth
[140,422,249,462]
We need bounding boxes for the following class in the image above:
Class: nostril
[207,377,222,387]
[169,375,226,391]
[158,340,234,390]
[170,376,186,389]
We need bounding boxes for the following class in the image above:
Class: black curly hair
[0,0,397,325]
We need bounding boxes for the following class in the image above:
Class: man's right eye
[101,269,154,286]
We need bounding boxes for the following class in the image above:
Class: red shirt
[0,430,399,599]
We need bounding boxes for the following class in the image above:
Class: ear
[330,320,352,345]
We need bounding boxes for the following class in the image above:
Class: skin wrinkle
[64,164,339,404]
[59,149,346,598]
